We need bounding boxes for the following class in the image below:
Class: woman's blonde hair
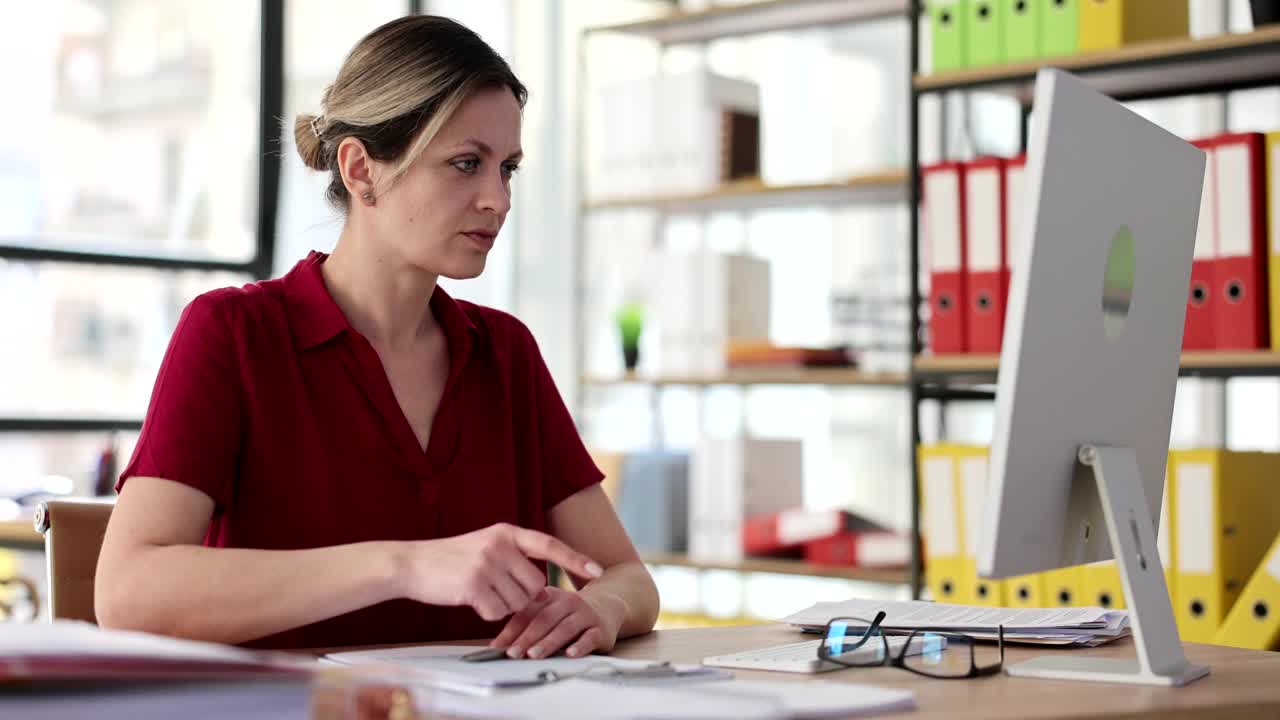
[294,15,527,212]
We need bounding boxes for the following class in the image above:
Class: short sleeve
[522,328,603,511]
[117,293,242,506]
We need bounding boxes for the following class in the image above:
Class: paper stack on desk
[0,621,318,720]
[0,620,316,683]
[782,598,1131,647]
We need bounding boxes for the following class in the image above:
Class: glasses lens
[822,617,886,667]
[900,632,990,678]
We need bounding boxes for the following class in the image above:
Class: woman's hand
[488,586,623,659]
[396,523,602,621]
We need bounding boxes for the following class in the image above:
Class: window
[0,0,290,498]
[0,260,248,418]
[0,1,262,261]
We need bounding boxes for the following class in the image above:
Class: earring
[362,191,375,206]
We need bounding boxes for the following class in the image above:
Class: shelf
[0,520,42,550]
[912,354,1000,381]
[641,552,909,585]
[913,26,1280,103]
[584,0,907,44]
[913,351,1280,382]
[583,170,908,213]
[585,367,909,387]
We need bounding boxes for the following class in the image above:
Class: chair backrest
[33,499,114,623]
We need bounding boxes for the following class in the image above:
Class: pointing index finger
[512,528,604,579]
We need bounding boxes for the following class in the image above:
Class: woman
[95,15,658,659]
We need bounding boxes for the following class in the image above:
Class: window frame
[0,0,298,433]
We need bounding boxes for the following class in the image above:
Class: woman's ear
[337,137,379,206]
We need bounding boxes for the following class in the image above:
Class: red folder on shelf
[804,531,911,569]
[1212,132,1269,350]
[964,157,1008,353]
[1184,137,1218,351]
[742,509,881,556]
[923,162,969,354]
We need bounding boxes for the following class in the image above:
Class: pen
[461,647,509,662]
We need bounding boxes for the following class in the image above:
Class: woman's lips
[463,231,496,250]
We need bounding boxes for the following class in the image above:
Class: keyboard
[702,635,927,674]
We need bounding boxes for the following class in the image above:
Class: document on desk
[0,678,314,720]
[0,620,316,684]
[322,645,727,696]
[782,598,1131,647]
[0,621,318,720]
[424,677,916,720]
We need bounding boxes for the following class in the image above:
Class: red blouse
[118,251,602,649]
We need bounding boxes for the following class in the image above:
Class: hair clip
[309,116,323,139]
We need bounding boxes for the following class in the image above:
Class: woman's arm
[489,484,659,658]
[96,476,602,646]
[554,485,659,639]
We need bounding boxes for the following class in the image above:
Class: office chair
[0,551,38,621]
[33,499,114,623]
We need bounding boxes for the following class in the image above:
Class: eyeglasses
[817,611,1005,680]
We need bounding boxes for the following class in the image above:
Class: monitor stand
[1004,444,1210,687]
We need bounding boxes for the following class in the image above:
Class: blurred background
[4,0,1280,638]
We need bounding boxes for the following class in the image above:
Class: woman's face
[373,86,523,280]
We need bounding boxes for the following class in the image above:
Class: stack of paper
[0,621,318,720]
[782,598,1131,647]
[0,620,316,682]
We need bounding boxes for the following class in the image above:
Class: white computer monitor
[979,69,1209,686]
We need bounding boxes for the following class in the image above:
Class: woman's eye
[452,158,480,173]
[502,163,521,178]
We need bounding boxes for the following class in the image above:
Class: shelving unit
[640,552,910,585]
[913,24,1280,103]
[578,1,1280,607]
[575,1,916,595]
[587,0,908,45]
[906,7,1280,598]
[584,368,910,388]
[584,169,908,213]
[914,351,1280,383]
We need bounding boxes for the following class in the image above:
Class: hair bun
[293,113,328,171]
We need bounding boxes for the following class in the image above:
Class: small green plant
[615,302,645,370]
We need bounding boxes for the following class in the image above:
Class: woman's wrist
[376,540,415,602]
[582,587,628,640]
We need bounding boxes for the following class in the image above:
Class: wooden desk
[606,623,1280,720]
[0,519,42,551]
[316,623,1280,719]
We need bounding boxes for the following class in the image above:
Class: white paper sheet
[783,598,1127,632]
[323,645,724,696]
[423,677,915,720]
[0,620,315,669]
